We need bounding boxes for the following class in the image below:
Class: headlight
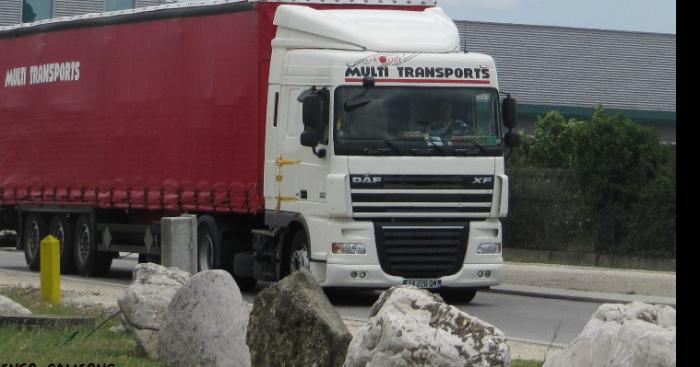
[476,242,502,255]
[332,243,366,255]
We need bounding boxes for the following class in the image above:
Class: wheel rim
[198,234,214,271]
[77,223,91,264]
[289,247,310,272]
[27,221,40,259]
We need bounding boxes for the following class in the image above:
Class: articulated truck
[0,0,519,302]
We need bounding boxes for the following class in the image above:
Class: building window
[22,0,52,23]
[105,0,135,12]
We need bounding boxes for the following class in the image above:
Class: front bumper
[319,262,502,288]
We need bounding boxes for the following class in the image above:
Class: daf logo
[472,177,493,184]
[353,176,382,184]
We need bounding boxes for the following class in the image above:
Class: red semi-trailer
[1,0,517,300]
[0,1,284,278]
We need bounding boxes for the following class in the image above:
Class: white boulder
[158,270,251,367]
[543,301,676,367]
[344,286,510,367]
[118,263,191,359]
[0,295,32,315]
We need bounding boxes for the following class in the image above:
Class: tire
[234,276,258,292]
[439,288,478,304]
[138,253,161,264]
[281,230,310,278]
[197,216,220,272]
[49,214,76,274]
[23,213,47,271]
[230,230,257,291]
[73,215,113,276]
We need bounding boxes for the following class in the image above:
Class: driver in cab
[426,100,473,137]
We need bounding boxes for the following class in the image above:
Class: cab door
[273,85,331,213]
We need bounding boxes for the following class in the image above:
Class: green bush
[507,105,675,258]
[526,111,583,168]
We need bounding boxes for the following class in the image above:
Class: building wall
[136,0,164,7]
[55,0,103,18]
[455,20,676,114]
[0,0,21,25]
[0,0,167,25]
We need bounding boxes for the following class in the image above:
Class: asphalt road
[0,248,601,344]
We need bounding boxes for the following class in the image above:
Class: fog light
[359,272,367,278]
[332,243,367,255]
[485,271,491,278]
[476,242,502,255]
[477,271,484,278]
[351,271,358,278]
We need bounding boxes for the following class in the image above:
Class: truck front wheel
[281,230,310,278]
[23,213,47,271]
[73,215,112,276]
[439,288,477,304]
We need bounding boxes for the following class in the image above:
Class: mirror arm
[312,146,326,158]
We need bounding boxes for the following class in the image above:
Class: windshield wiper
[360,138,402,155]
[456,140,489,155]
[420,141,447,156]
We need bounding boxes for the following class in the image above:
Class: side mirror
[504,131,521,148]
[301,130,321,148]
[502,97,518,129]
[298,87,329,134]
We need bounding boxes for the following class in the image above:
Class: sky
[436,0,676,34]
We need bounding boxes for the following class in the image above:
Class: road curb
[487,284,676,307]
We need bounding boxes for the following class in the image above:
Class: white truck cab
[257,4,519,300]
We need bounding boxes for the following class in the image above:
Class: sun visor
[273,5,460,53]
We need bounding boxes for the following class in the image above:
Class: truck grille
[374,223,468,279]
[350,175,494,219]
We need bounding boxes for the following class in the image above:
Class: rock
[109,324,126,335]
[0,295,32,315]
[118,263,191,359]
[158,270,250,367]
[246,268,352,367]
[344,286,510,367]
[543,301,676,367]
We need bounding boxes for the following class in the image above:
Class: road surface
[0,248,599,344]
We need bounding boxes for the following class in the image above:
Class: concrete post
[161,214,198,274]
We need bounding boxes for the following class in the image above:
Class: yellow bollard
[40,235,61,304]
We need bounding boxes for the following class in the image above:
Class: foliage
[526,111,583,168]
[507,105,675,257]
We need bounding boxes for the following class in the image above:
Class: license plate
[403,279,442,289]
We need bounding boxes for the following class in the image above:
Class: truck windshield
[333,86,503,156]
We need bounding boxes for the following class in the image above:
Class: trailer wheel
[439,288,477,304]
[73,215,112,276]
[281,230,310,278]
[23,213,47,271]
[197,216,220,272]
[49,214,76,274]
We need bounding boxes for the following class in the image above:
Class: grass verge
[1,285,161,367]
[512,360,544,367]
